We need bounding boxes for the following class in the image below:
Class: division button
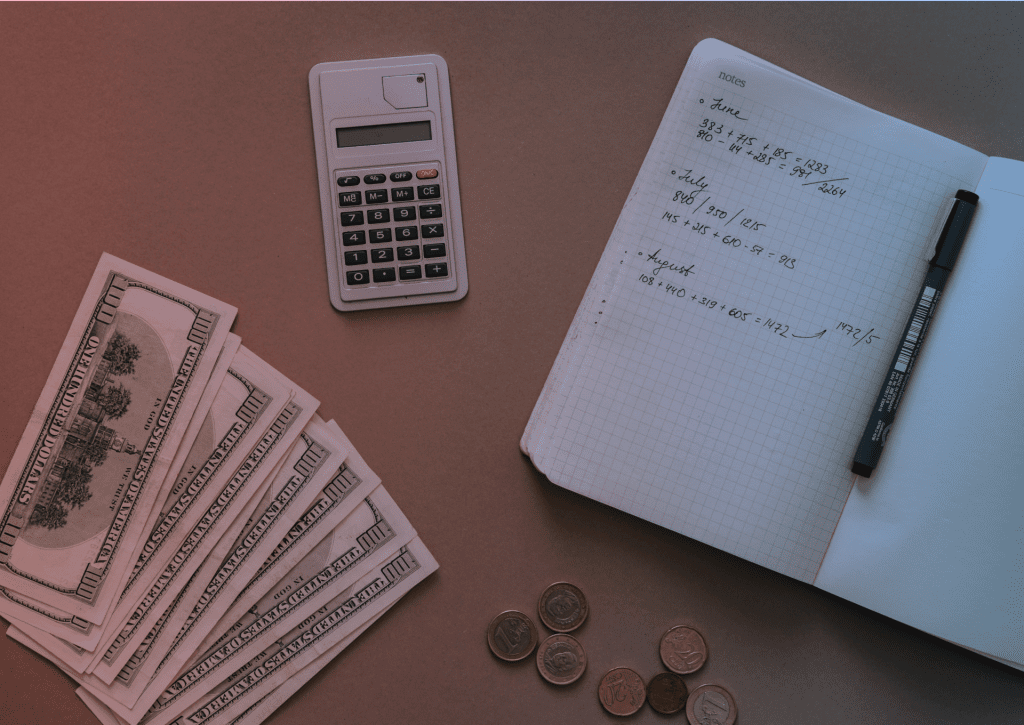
[419,204,442,219]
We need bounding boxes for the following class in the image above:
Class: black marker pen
[851,190,979,478]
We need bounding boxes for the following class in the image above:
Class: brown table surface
[2,4,1023,724]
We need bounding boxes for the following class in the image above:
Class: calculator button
[366,189,389,204]
[391,187,414,202]
[364,174,386,184]
[346,269,370,285]
[421,223,444,238]
[368,208,391,224]
[416,169,438,179]
[394,206,416,222]
[423,243,447,258]
[341,211,364,226]
[342,230,366,245]
[399,265,422,279]
[369,228,393,243]
[344,250,368,265]
[337,176,360,186]
[395,226,419,241]
[371,248,395,263]
[372,268,396,283]
[417,184,441,200]
[419,204,442,219]
[390,171,413,182]
[425,262,448,278]
[397,245,420,260]
[339,191,362,207]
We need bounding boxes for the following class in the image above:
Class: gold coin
[659,624,708,674]
[486,610,538,662]
[598,667,646,716]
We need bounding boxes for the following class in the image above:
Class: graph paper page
[523,39,987,582]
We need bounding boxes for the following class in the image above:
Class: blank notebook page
[524,39,987,582]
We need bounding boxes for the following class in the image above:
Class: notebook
[521,38,1024,670]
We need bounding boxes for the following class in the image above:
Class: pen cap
[930,190,979,270]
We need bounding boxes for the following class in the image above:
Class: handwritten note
[526,39,987,582]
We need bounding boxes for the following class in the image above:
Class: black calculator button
[342,231,366,246]
[417,184,441,200]
[346,269,370,285]
[372,268,396,283]
[341,211,364,226]
[369,228,392,243]
[397,245,420,260]
[399,265,422,280]
[425,262,448,278]
[395,226,419,241]
[419,204,442,219]
[391,187,414,202]
[421,223,444,238]
[394,206,416,222]
[371,248,395,263]
[423,243,447,258]
[390,171,413,182]
[366,189,389,204]
[344,250,368,265]
[368,208,391,224]
[363,174,386,184]
[337,176,360,187]
[339,191,362,207]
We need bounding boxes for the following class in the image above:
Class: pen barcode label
[894,286,936,373]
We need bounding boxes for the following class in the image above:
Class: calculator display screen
[336,120,432,148]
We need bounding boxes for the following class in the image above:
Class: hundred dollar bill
[0,333,243,668]
[0,253,237,624]
[79,346,293,657]
[88,383,318,684]
[132,487,415,725]
[91,415,357,713]
[196,420,380,657]
[148,537,437,725]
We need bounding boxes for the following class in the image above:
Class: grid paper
[525,40,988,583]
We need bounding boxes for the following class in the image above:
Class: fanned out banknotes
[0,254,438,725]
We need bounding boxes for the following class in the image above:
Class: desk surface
[2,4,1022,723]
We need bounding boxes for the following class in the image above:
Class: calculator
[309,55,468,311]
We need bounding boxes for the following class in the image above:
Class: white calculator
[309,55,468,311]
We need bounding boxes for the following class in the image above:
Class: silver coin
[536,633,587,685]
[686,684,737,725]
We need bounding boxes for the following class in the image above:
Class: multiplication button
[422,223,444,238]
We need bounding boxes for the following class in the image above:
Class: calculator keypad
[334,163,454,300]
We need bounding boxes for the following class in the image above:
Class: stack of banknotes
[0,254,438,725]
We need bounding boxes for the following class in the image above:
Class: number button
[396,226,419,241]
[338,191,362,207]
[369,228,392,244]
[346,269,370,285]
[394,206,416,222]
[371,248,395,263]
[344,250,368,265]
[397,245,420,260]
[421,223,444,238]
[368,208,391,224]
[417,184,440,200]
[341,211,364,226]
[342,231,366,246]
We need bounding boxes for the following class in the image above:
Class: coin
[536,633,587,685]
[659,624,708,674]
[598,667,646,716]
[487,610,539,662]
[686,684,737,725]
[537,582,589,632]
[647,672,688,715]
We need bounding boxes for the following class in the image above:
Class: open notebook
[521,39,1024,670]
